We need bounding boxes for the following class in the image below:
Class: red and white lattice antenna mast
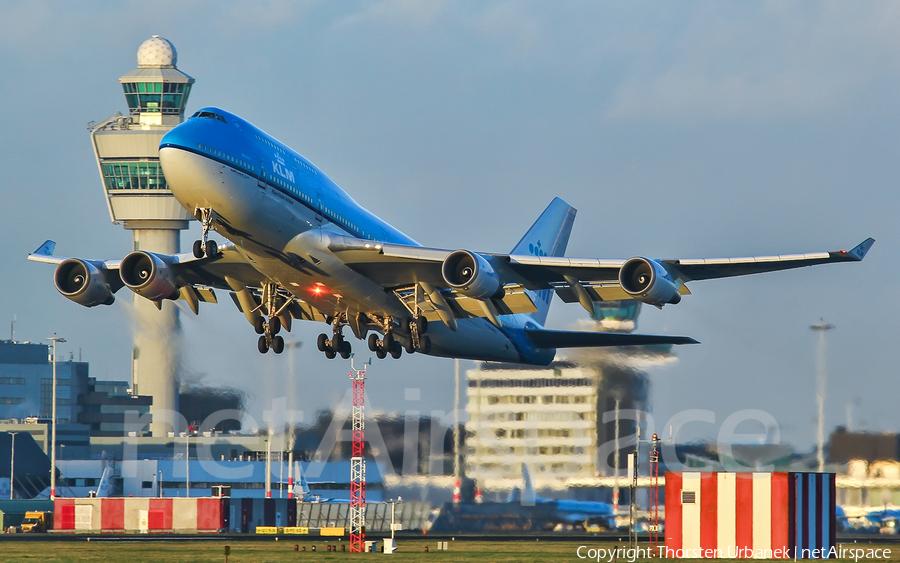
[349,356,369,553]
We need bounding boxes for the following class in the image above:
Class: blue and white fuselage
[159,107,555,364]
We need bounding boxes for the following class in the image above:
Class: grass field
[0,539,596,562]
[0,539,898,562]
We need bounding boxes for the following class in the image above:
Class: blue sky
[0,1,897,450]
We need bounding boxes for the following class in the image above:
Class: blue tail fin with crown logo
[510,197,576,326]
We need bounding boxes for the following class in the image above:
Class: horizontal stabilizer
[524,328,698,349]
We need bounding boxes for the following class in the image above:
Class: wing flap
[525,328,698,349]
[452,289,539,318]
[394,283,539,321]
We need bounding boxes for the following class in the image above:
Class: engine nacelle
[54,259,116,307]
[441,250,502,300]
[618,257,682,306]
[120,251,180,301]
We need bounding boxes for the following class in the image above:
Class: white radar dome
[137,35,177,67]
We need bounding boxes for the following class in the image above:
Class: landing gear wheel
[420,335,432,354]
[383,332,394,349]
[404,338,415,355]
[325,349,336,359]
[368,334,379,352]
[269,316,281,335]
[333,333,344,351]
[339,340,352,359]
[317,333,328,352]
[390,342,402,359]
[205,240,218,257]
[272,335,285,354]
[416,316,428,334]
[376,349,387,360]
[192,240,204,259]
[258,335,269,354]
[254,316,266,335]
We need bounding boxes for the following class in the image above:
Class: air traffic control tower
[89,36,194,436]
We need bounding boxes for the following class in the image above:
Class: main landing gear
[367,331,402,360]
[315,315,429,361]
[192,208,219,259]
[256,315,284,354]
[317,315,351,360]
[365,316,429,360]
[256,282,288,354]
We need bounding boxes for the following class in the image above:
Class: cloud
[603,2,900,121]
[334,0,449,30]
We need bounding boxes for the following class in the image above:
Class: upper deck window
[191,110,227,124]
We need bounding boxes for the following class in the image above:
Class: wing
[28,239,262,291]
[327,234,874,318]
[27,240,327,322]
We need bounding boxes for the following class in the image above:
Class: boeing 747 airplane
[29,107,874,363]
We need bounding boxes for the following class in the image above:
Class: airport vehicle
[29,107,874,363]
[20,511,50,533]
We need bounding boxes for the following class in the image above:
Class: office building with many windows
[0,340,89,424]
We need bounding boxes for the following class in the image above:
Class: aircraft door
[257,159,266,189]
[315,190,324,223]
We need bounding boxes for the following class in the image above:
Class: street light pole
[9,431,18,500]
[185,432,190,498]
[385,496,402,554]
[47,335,66,500]
[453,359,460,484]
[810,321,834,473]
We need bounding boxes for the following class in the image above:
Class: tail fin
[520,463,537,506]
[294,461,310,498]
[510,198,576,325]
[95,465,111,498]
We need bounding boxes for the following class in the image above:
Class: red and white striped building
[54,497,222,533]
[664,472,835,559]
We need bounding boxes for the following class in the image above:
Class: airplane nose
[159,147,185,163]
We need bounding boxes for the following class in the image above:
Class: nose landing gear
[192,208,219,259]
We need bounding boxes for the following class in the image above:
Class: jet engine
[441,250,502,300]
[120,251,180,301]
[54,259,116,307]
[618,257,682,306]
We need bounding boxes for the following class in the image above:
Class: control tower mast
[89,36,194,436]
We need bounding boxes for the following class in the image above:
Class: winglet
[31,240,56,257]
[846,237,875,261]
[27,240,66,265]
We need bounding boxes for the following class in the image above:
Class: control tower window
[102,161,168,191]
[122,82,191,115]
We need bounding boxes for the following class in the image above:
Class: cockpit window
[190,110,227,124]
